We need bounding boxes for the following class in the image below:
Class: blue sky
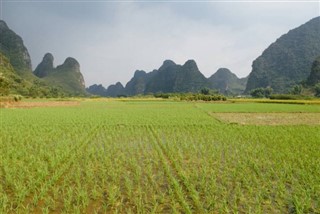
[1,1,319,87]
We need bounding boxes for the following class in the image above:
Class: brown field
[0,101,80,108]
[211,112,320,125]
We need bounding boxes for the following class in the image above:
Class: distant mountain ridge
[87,60,246,97]
[245,16,320,93]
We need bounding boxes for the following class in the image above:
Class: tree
[0,73,10,96]
[307,56,320,86]
[315,83,320,97]
[264,87,273,98]
[250,88,265,98]
[291,84,302,95]
[250,87,273,98]
[200,87,210,95]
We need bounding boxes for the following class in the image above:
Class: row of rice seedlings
[0,108,100,212]
[1,100,319,212]
[91,126,171,213]
[0,126,78,212]
[151,123,320,213]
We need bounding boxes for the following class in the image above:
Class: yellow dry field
[211,112,320,125]
[0,101,80,108]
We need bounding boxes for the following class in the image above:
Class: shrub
[269,94,312,100]
[250,87,273,98]
[154,93,170,99]
[180,94,226,102]
[13,95,22,102]
[290,84,303,95]
[200,88,210,95]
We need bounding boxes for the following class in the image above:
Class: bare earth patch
[0,101,80,108]
[211,113,320,125]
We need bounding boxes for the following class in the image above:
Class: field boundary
[210,112,320,125]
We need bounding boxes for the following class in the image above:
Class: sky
[1,0,319,88]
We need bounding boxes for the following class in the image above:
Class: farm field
[0,99,320,213]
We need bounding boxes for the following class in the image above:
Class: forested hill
[34,54,87,96]
[208,68,247,95]
[245,16,320,93]
[0,20,87,97]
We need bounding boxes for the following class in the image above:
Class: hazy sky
[1,1,319,87]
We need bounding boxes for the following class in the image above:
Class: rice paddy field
[0,99,320,213]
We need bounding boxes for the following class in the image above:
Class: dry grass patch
[211,112,320,125]
[0,101,80,108]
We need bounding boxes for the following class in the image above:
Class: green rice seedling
[0,100,319,213]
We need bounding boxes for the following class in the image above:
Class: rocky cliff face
[144,60,179,94]
[173,60,210,93]
[245,16,320,93]
[144,59,211,94]
[106,82,125,97]
[33,53,54,78]
[125,70,157,95]
[87,82,125,97]
[0,20,32,74]
[86,84,108,96]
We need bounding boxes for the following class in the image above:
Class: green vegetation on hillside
[307,56,320,86]
[208,68,247,95]
[0,53,20,95]
[0,20,87,97]
[0,20,32,75]
[34,54,87,96]
[0,52,65,97]
[246,17,320,93]
[41,58,87,96]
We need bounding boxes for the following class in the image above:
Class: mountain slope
[0,20,86,97]
[43,58,86,95]
[106,59,233,96]
[245,16,320,93]
[0,52,66,97]
[34,53,54,78]
[125,70,157,95]
[106,82,125,97]
[0,52,23,95]
[145,59,211,94]
[145,60,178,94]
[86,84,107,96]
[173,60,211,93]
[0,20,37,81]
[34,54,86,95]
[208,68,247,94]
